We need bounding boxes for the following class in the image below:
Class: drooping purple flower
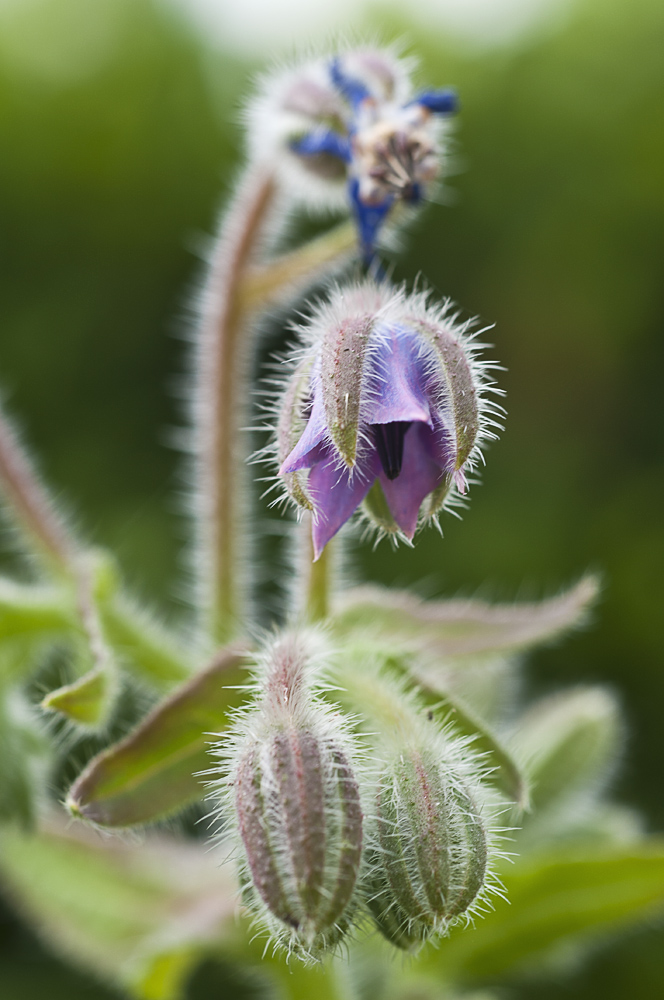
[275,282,502,559]
[248,49,457,260]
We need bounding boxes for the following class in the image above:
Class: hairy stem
[240,219,356,312]
[0,408,109,676]
[0,405,74,571]
[195,167,278,643]
[292,514,336,623]
[0,407,190,687]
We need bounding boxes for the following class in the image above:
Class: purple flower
[276,283,501,559]
[249,49,457,260]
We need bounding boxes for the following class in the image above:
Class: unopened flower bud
[275,280,502,557]
[248,49,458,257]
[216,632,364,958]
[366,745,490,947]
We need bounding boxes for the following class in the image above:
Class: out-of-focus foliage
[0,0,662,998]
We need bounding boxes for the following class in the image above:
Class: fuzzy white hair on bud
[206,630,366,961]
[333,661,510,950]
[260,279,504,556]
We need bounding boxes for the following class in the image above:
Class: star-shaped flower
[249,49,457,259]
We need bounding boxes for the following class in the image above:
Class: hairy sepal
[210,631,365,961]
[319,312,376,466]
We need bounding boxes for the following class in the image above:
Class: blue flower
[251,50,457,261]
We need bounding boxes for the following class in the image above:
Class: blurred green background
[0,0,662,996]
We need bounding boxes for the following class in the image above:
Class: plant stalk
[195,167,277,644]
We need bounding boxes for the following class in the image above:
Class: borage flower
[274,282,503,559]
[248,49,457,259]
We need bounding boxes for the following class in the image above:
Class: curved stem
[195,167,277,643]
[0,405,74,571]
[240,219,356,312]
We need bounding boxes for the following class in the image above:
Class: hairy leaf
[42,666,117,727]
[332,576,599,664]
[427,841,664,980]
[66,647,248,826]
[0,813,238,1000]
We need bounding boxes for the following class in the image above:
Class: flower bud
[276,280,502,558]
[248,49,458,257]
[366,746,489,947]
[217,633,364,958]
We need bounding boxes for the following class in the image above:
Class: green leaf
[42,666,117,727]
[0,578,78,680]
[332,576,599,664]
[340,647,527,807]
[0,688,51,827]
[66,647,249,826]
[510,686,624,817]
[0,813,239,1000]
[426,841,664,981]
[89,550,191,688]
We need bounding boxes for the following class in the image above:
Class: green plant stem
[0,405,74,572]
[196,172,357,644]
[0,408,190,688]
[195,166,278,645]
[0,407,112,678]
[334,656,419,738]
[240,219,356,312]
[293,514,335,623]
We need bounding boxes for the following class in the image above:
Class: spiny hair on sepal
[331,659,511,949]
[206,629,368,961]
[263,278,504,555]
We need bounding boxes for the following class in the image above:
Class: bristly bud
[366,744,491,950]
[247,48,458,258]
[273,280,503,558]
[211,632,364,960]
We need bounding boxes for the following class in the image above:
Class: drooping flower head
[248,48,457,259]
[274,281,503,559]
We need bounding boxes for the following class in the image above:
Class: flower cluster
[275,281,502,559]
[249,48,457,258]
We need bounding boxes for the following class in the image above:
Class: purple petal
[378,422,445,538]
[364,326,432,426]
[280,387,327,475]
[419,416,457,473]
[309,449,379,558]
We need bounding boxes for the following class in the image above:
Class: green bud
[367,746,489,947]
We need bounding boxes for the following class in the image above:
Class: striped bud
[366,746,489,947]
[219,633,364,958]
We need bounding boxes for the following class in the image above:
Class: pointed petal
[364,327,432,426]
[310,451,379,558]
[291,130,351,163]
[420,417,457,472]
[348,178,393,261]
[280,388,328,474]
[411,89,458,115]
[379,423,445,538]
